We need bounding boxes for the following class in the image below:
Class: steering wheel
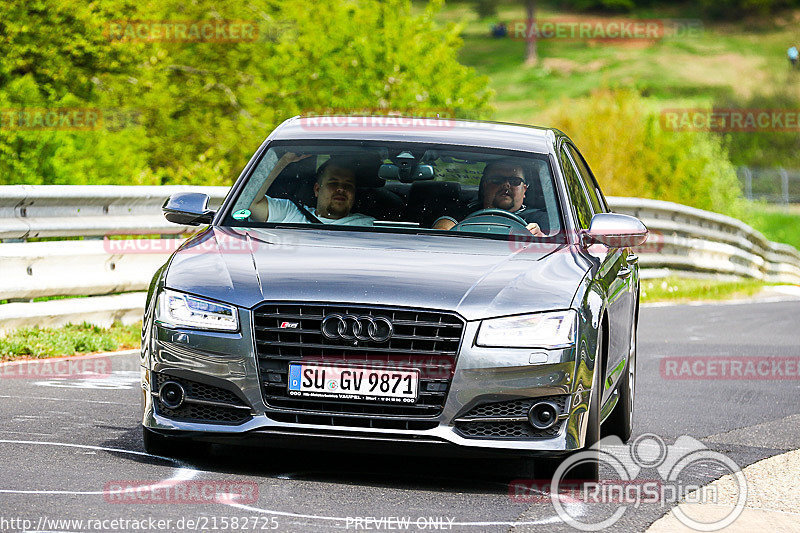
[451,208,530,233]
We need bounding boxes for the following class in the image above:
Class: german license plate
[287,363,419,403]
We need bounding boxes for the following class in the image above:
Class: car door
[559,143,629,403]
[567,143,637,395]
[568,144,637,360]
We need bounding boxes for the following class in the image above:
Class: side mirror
[583,213,648,248]
[162,193,215,226]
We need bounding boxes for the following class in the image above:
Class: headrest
[318,153,385,188]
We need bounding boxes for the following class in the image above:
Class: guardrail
[608,197,800,283]
[0,186,798,332]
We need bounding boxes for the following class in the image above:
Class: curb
[642,284,800,308]
[647,448,800,532]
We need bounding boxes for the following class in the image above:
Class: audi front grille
[252,303,465,426]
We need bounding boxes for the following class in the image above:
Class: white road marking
[33,371,140,390]
[0,439,196,496]
[0,395,128,405]
[223,495,582,527]
[0,439,583,527]
[0,430,54,436]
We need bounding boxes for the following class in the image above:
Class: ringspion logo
[511,434,746,531]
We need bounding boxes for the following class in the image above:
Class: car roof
[269,115,565,154]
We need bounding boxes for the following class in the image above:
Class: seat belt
[291,200,324,224]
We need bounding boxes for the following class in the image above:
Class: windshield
[223,140,564,241]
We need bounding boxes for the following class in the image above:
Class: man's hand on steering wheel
[451,208,546,236]
[526,222,545,237]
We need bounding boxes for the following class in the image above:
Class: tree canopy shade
[558,0,800,16]
[0,0,492,185]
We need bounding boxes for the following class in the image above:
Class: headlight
[476,310,577,349]
[156,289,238,332]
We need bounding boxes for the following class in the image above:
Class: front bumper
[141,314,593,457]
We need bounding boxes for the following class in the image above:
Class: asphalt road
[1,298,799,533]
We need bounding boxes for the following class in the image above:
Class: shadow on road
[101,427,525,495]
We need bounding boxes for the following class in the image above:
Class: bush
[540,89,743,216]
[0,322,140,361]
[715,91,800,169]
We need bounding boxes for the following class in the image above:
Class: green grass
[741,203,800,250]
[434,2,800,123]
[0,294,92,305]
[640,276,781,303]
[0,322,141,362]
[435,3,800,251]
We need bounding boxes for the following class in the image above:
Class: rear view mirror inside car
[378,163,435,182]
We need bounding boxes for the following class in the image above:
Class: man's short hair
[478,158,530,204]
[481,158,529,183]
[315,156,358,184]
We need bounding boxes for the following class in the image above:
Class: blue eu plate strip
[288,364,302,390]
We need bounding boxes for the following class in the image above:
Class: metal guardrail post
[780,167,790,206]
[742,167,753,200]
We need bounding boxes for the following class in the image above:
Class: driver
[432,160,545,236]
[250,154,374,226]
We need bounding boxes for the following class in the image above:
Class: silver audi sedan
[141,116,647,481]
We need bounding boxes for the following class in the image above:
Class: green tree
[1,0,492,186]
[0,0,151,184]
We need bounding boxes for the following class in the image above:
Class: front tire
[602,322,636,443]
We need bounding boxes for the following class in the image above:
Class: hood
[165,226,590,321]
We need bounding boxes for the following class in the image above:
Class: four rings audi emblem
[321,314,393,343]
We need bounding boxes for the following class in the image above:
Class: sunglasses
[486,176,526,187]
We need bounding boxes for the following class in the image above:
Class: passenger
[432,159,545,236]
[250,154,374,226]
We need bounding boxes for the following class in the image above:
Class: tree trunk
[524,0,538,66]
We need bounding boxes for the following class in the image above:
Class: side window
[567,144,605,213]
[559,147,594,229]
